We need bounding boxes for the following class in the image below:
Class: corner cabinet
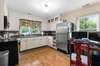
[20,36,53,51]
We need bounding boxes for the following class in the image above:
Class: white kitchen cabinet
[7,15,19,31]
[20,38,28,51]
[0,4,4,30]
[20,36,53,51]
[46,36,54,47]
[42,37,49,44]
[0,16,4,30]
[27,38,39,49]
[0,0,5,30]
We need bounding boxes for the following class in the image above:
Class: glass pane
[20,19,41,35]
[79,14,98,31]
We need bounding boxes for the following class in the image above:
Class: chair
[69,39,91,66]
[0,50,9,66]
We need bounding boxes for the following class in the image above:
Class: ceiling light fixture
[44,3,48,8]
[43,0,49,12]
[43,0,49,8]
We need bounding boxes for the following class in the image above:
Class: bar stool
[69,39,91,66]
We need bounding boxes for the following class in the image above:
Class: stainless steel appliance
[0,50,9,66]
[56,22,74,53]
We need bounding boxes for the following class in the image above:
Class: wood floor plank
[16,47,70,66]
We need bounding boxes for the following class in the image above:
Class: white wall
[63,3,100,31]
[64,3,100,22]
[8,9,48,31]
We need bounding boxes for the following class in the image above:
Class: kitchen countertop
[10,34,44,38]
[0,34,54,42]
[0,39,17,42]
[11,34,54,39]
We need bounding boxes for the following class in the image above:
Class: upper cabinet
[47,16,62,31]
[0,0,5,30]
[7,15,19,31]
[0,15,4,31]
[0,0,9,31]
[0,0,19,31]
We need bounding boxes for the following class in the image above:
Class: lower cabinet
[20,38,27,51]
[20,36,53,51]
[0,41,19,66]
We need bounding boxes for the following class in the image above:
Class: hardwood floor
[16,46,70,66]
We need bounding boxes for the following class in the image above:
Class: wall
[63,2,100,31]
[64,2,100,22]
[8,9,48,31]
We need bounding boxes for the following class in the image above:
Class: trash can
[0,50,9,66]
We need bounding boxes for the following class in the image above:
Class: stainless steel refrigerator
[56,22,74,53]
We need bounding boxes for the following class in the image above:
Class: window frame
[76,13,100,31]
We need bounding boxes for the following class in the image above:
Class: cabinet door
[41,37,48,46]
[33,38,42,47]
[26,38,38,49]
[26,38,35,49]
[47,36,53,47]
[20,39,27,51]
[7,15,19,31]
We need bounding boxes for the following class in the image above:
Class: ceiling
[7,0,100,19]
